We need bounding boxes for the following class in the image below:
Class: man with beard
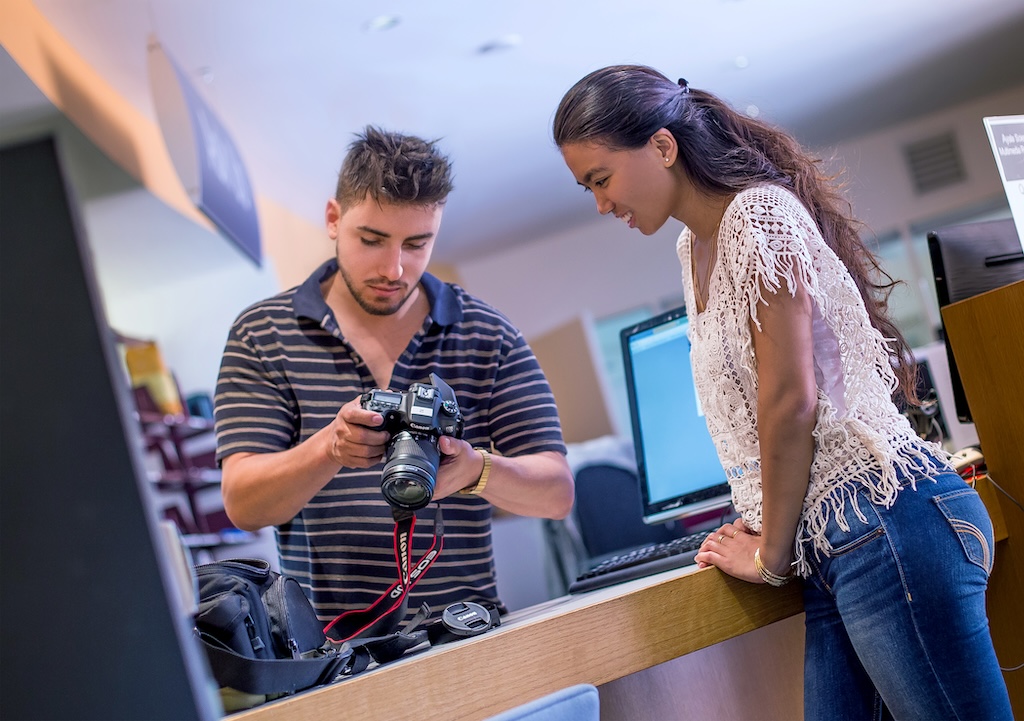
[213,127,574,634]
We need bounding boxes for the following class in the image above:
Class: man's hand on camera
[436,435,485,499]
[325,397,390,468]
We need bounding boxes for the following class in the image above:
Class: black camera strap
[322,505,444,644]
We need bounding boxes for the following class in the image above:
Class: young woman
[553,64,1011,720]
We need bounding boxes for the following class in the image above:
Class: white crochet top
[676,184,944,574]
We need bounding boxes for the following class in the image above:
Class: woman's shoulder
[721,185,819,247]
[729,184,809,219]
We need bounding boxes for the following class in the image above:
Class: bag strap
[341,602,434,669]
[196,632,353,696]
[323,506,444,644]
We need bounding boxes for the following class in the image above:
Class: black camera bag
[194,513,460,699]
[194,558,352,696]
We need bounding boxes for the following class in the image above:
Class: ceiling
[6,0,1024,264]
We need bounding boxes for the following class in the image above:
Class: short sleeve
[722,186,822,331]
[214,311,299,465]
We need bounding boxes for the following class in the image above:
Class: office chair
[571,463,685,559]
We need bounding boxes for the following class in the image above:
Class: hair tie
[677,78,690,94]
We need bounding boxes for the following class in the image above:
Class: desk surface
[231,565,803,721]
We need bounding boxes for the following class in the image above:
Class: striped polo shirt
[214,259,566,626]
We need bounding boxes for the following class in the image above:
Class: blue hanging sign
[148,39,261,265]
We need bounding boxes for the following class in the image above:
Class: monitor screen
[927,217,1024,423]
[620,306,731,525]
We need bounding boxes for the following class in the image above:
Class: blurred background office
[2,0,1023,610]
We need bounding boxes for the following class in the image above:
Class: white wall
[828,85,1024,234]
[80,185,282,396]
[458,217,686,340]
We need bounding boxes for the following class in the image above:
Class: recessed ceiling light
[734,55,749,69]
[478,33,523,54]
[746,104,760,118]
[366,15,401,31]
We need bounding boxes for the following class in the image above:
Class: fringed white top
[676,184,946,575]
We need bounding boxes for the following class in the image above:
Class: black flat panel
[927,218,1024,423]
[0,137,217,720]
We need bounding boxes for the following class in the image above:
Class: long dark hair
[553,65,918,405]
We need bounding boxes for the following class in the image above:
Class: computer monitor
[620,306,731,525]
[927,217,1024,423]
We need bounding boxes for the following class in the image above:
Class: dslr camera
[360,373,464,512]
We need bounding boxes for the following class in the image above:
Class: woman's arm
[695,278,817,581]
[748,279,818,576]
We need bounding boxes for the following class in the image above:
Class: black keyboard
[569,531,706,594]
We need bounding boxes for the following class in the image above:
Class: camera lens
[380,431,440,511]
[382,473,433,509]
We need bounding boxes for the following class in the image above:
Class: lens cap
[427,601,500,645]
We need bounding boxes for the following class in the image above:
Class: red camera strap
[323,506,444,644]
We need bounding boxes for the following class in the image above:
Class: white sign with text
[984,114,1024,255]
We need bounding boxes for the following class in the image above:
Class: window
[871,231,937,350]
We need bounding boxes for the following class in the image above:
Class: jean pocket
[821,492,886,558]
[828,524,885,557]
[933,487,994,574]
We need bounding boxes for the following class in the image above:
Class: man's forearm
[221,426,341,530]
[474,451,575,520]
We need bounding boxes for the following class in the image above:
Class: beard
[335,260,415,316]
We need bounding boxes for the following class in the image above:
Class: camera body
[360,373,464,512]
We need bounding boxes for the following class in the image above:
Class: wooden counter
[231,564,804,721]
[942,279,1024,716]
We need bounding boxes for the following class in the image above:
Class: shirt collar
[292,258,462,327]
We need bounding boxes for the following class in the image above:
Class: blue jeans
[802,463,1013,720]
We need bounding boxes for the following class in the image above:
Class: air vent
[903,131,966,194]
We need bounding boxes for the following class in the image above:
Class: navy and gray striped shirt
[214,259,566,625]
